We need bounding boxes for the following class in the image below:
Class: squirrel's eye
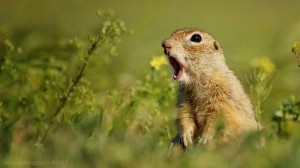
[190,34,202,43]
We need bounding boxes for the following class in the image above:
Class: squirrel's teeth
[168,56,182,80]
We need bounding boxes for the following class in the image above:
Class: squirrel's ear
[213,41,219,51]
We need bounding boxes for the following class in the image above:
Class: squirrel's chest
[178,81,229,110]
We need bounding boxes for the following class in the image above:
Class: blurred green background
[1,0,300,167]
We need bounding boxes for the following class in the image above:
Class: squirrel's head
[162,28,224,83]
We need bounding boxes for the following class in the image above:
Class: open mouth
[168,56,183,80]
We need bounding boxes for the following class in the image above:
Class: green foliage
[0,9,131,154]
[272,95,300,138]
[245,57,275,122]
[109,65,175,136]
[270,42,300,139]
[0,10,176,167]
[1,9,300,168]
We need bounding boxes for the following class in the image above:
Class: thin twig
[40,36,102,143]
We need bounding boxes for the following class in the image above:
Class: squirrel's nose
[162,40,172,55]
[162,40,171,49]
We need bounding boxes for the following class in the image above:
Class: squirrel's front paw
[180,131,193,148]
[198,133,214,144]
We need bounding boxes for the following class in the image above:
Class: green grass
[1,1,300,168]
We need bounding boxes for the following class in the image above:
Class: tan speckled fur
[162,29,259,150]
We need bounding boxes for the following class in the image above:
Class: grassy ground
[0,1,300,167]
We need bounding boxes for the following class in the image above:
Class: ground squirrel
[162,28,259,149]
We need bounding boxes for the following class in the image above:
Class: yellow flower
[292,41,300,52]
[251,57,275,73]
[150,55,168,70]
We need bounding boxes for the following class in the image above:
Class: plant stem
[40,36,102,143]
